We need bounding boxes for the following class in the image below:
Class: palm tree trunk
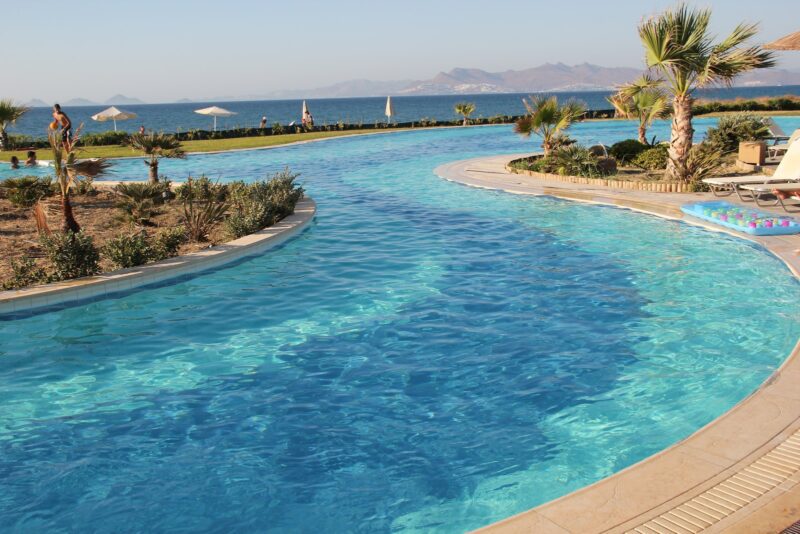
[62,193,80,233]
[462,116,468,126]
[667,95,694,182]
[148,160,159,184]
[638,125,647,145]
[0,128,8,151]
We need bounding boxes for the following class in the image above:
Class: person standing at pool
[260,116,267,129]
[139,125,145,135]
[52,104,72,151]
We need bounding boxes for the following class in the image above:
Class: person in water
[52,104,72,150]
[9,156,20,169]
[25,151,36,166]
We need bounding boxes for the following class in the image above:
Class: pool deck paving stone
[435,155,800,534]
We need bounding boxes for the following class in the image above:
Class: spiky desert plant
[49,128,112,232]
[611,74,671,144]
[454,102,476,126]
[127,132,186,184]
[0,99,29,151]
[638,5,775,181]
[514,96,585,156]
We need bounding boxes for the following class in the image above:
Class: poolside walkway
[435,155,800,534]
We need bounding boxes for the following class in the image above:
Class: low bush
[174,175,228,202]
[632,146,669,170]
[181,178,229,242]
[693,95,800,115]
[40,231,101,281]
[2,257,47,289]
[517,147,616,178]
[683,142,725,190]
[1,176,54,207]
[114,182,171,224]
[705,113,771,153]
[81,130,130,147]
[103,231,153,269]
[609,139,648,162]
[225,169,304,238]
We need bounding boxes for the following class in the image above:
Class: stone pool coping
[435,154,800,533]
[0,198,316,316]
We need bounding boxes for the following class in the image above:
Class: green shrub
[181,178,229,242]
[114,182,169,224]
[549,146,615,178]
[609,139,648,162]
[103,231,153,269]
[174,175,228,202]
[40,231,101,281]
[1,176,54,207]
[684,142,725,189]
[632,146,669,170]
[225,169,304,239]
[81,130,129,147]
[152,226,186,260]
[705,113,770,153]
[2,257,48,290]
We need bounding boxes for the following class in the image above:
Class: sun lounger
[765,118,789,141]
[703,140,800,202]
[768,128,800,158]
[739,183,800,211]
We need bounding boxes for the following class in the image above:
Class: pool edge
[435,155,800,533]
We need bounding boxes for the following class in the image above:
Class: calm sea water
[1,125,800,532]
[9,85,800,138]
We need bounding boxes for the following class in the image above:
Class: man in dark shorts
[52,104,72,150]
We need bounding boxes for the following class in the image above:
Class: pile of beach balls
[704,206,793,229]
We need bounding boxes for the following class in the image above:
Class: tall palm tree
[0,99,30,151]
[127,132,186,184]
[49,130,112,232]
[638,5,774,181]
[609,74,671,144]
[454,102,476,126]
[514,95,585,156]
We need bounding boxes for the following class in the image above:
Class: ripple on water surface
[1,125,800,533]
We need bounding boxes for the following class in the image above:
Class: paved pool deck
[435,155,800,534]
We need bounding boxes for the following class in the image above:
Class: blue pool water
[2,124,800,532]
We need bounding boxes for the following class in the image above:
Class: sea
[10,85,800,138]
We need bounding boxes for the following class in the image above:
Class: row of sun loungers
[702,141,800,212]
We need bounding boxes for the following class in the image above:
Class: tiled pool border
[0,198,316,317]
[435,155,800,533]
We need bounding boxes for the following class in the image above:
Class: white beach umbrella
[385,96,395,123]
[194,105,237,132]
[90,106,137,131]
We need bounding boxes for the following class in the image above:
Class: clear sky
[3,0,799,103]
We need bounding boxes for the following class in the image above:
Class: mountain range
[25,94,147,108]
[23,63,800,105]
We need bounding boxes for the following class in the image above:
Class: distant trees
[454,102,476,126]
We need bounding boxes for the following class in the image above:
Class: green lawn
[0,129,396,162]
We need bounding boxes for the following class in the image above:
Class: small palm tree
[127,132,186,184]
[514,96,585,156]
[638,5,774,181]
[454,102,476,126]
[0,99,30,151]
[49,129,112,232]
[609,75,670,144]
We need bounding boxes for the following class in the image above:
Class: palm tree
[49,130,112,233]
[127,132,186,184]
[514,95,585,156]
[454,102,476,126]
[638,5,774,181]
[609,75,670,144]
[0,99,30,151]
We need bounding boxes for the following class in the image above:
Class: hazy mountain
[735,69,800,87]
[105,94,146,105]
[176,98,195,103]
[62,98,99,107]
[25,98,49,108]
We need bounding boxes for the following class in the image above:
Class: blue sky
[3,0,799,103]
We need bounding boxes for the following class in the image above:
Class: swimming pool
[2,122,800,532]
